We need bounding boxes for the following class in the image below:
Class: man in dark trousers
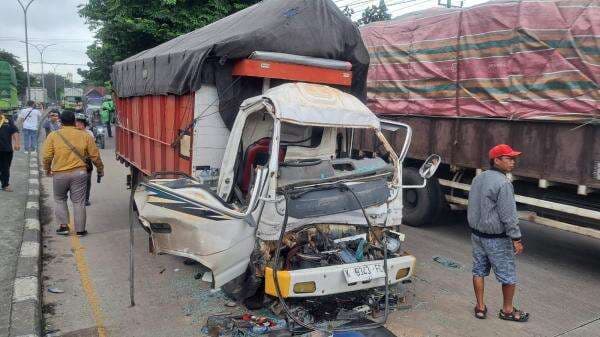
[468,144,529,322]
[0,112,20,191]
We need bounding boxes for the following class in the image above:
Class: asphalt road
[41,135,600,337]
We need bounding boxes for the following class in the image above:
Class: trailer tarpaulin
[111,0,369,128]
[361,0,600,121]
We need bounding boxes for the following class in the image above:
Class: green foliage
[41,73,73,101]
[0,49,38,97]
[357,0,391,25]
[78,0,260,84]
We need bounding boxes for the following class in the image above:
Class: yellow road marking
[68,222,108,337]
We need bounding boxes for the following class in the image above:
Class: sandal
[474,305,487,319]
[499,307,529,322]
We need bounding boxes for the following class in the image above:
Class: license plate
[343,263,386,284]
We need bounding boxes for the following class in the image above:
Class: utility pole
[51,64,60,102]
[16,0,36,101]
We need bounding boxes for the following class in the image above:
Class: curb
[9,151,42,337]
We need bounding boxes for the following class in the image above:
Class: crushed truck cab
[133,81,439,329]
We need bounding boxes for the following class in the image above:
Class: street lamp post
[16,0,36,102]
[20,42,57,91]
[35,44,56,91]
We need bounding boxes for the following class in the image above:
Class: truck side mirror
[419,154,441,179]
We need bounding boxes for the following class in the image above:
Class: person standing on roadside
[43,110,62,137]
[100,99,114,138]
[42,111,104,236]
[17,100,42,152]
[468,144,529,322]
[0,112,20,191]
[75,113,95,206]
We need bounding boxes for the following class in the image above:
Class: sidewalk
[0,150,42,337]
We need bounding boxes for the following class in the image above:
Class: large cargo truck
[26,87,47,104]
[360,0,599,236]
[62,87,83,111]
[112,0,438,333]
[0,61,19,113]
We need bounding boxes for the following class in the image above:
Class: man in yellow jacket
[42,111,104,236]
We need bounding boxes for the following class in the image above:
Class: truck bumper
[264,255,416,298]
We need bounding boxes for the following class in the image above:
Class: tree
[78,0,261,84]
[41,73,72,101]
[357,0,391,25]
[0,49,38,97]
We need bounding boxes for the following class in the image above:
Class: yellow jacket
[42,126,104,175]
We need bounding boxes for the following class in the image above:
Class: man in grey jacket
[468,144,529,322]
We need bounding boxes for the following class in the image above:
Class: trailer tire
[402,167,443,227]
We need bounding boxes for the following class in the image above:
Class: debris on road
[202,313,288,336]
[47,287,64,294]
[432,256,462,270]
[159,268,166,274]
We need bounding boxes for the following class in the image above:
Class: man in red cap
[467,144,529,322]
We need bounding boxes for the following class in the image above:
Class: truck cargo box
[361,0,599,120]
[113,0,367,179]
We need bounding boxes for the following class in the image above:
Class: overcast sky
[0,0,486,83]
[0,0,93,82]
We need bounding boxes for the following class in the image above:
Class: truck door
[134,102,274,288]
[134,168,268,288]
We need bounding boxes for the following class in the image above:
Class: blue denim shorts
[471,234,517,285]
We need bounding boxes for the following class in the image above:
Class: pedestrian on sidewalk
[100,99,114,138]
[75,113,95,206]
[0,112,20,192]
[43,109,62,137]
[42,111,104,236]
[17,101,42,152]
[468,144,529,322]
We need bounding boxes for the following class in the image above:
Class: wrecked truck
[132,82,440,330]
[111,0,439,331]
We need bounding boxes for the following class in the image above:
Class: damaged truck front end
[133,83,440,332]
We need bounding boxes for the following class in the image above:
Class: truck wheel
[221,265,262,306]
[402,167,443,227]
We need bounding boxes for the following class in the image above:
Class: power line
[336,0,431,15]
[30,61,88,66]
[0,36,93,43]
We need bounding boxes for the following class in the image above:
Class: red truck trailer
[360,0,600,236]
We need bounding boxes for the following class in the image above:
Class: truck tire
[402,167,443,227]
[221,264,262,307]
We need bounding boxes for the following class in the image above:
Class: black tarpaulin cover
[111,0,369,112]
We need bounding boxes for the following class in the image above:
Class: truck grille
[594,161,600,180]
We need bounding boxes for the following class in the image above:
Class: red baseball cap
[489,144,522,160]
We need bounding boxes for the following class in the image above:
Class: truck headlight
[293,281,316,294]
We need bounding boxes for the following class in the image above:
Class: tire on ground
[221,264,263,308]
[402,167,444,227]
